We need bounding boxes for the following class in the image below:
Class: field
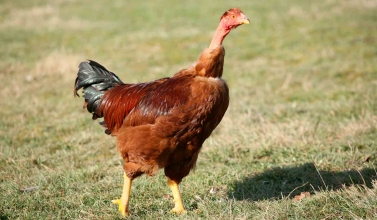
[1,0,377,219]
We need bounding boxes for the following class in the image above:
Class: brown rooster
[74,8,249,216]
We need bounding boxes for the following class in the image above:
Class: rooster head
[220,8,250,30]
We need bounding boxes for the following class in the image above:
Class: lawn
[1,0,377,219]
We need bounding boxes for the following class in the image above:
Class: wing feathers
[98,78,169,134]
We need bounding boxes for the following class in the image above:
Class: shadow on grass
[0,215,9,220]
[228,163,377,201]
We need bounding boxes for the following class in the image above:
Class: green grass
[1,0,377,219]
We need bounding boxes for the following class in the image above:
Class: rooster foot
[112,198,130,216]
[169,207,187,215]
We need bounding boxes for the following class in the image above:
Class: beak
[242,19,250,24]
[240,13,250,24]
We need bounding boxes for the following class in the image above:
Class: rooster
[74,8,249,216]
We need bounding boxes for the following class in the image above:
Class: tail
[74,60,123,119]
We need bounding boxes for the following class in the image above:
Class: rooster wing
[97,77,169,134]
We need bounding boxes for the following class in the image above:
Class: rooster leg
[167,178,186,214]
[112,172,132,216]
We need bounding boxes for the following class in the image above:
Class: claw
[112,198,129,216]
[170,207,187,215]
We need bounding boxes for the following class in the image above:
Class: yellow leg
[112,172,132,216]
[167,178,186,214]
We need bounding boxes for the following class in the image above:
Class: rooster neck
[195,46,225,78]
[195,20,229,78]
[209,21,231,50]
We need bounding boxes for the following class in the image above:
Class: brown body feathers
[98,46,229,182]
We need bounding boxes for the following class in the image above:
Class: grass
[1,0,377,219]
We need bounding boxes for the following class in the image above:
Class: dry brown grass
[0,4,99,30]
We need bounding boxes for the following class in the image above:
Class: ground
[0,0,377,219]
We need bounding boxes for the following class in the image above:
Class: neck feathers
[195,46,225,78]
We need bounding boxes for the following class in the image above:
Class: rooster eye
[231,15,235,19]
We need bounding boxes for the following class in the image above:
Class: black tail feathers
[74,60,123,116]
